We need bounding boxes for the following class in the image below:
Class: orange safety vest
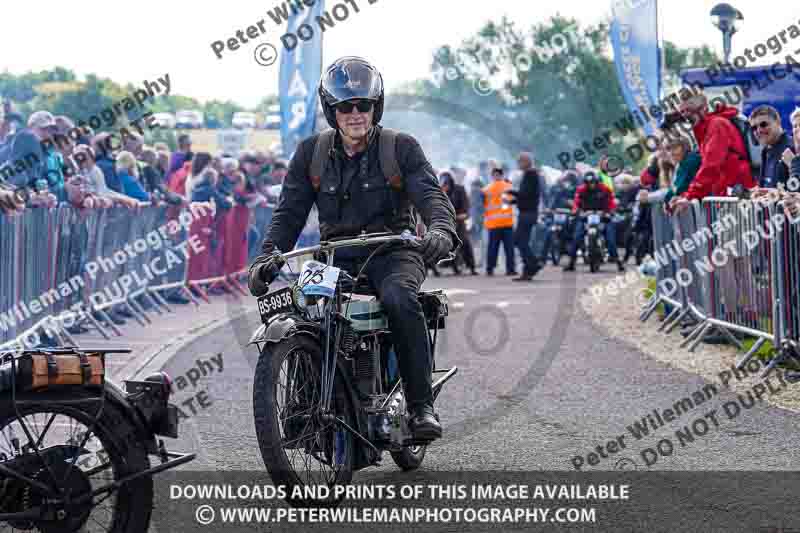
[482,180,514,229]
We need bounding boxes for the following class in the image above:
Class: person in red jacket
[564,172,624,272]
[670,94,755,212]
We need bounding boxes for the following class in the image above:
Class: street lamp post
[710,3,744,64]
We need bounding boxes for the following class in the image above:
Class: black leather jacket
[262,126,457,254]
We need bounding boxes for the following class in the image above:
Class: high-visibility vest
[482,180,514,229]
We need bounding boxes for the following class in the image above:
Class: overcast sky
[3,0,798,107]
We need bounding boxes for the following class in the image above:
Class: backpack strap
[379,128,403,190]
[309,129,336,192]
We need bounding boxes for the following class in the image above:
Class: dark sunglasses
[335,100,374,114]
[750,121,772,131]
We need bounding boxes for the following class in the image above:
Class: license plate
[554,214,567,224]
[257,287,294,323]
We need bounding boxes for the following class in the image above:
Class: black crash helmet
[318,56,384,129]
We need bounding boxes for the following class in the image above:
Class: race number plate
[257,287,294,323]
[298,260,341,298]
[587,214,601,225]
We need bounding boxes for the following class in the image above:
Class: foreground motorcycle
[249,231,457,507]
[0,348,195,532]
[581,210,610,273]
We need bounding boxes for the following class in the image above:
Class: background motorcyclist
[537,170,577,264]
[563,171,624,272]
[248,57,457,441]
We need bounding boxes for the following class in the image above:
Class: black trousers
[487,227,515,273]
[337,249,432,411]
[456,221,476,270]
[514,211,538,275]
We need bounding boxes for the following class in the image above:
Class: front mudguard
[248,313,322,346]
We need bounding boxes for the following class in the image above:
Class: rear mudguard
[249,313,374,469]
[4,382,161,455]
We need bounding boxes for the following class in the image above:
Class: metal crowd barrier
[639,198,681,323]
[641,196,795,375]
[0,202,295,351]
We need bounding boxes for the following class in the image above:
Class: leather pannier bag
[15,351,105,391]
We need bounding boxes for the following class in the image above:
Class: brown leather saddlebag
[15,351,104,391]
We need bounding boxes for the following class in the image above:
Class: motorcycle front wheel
[253,335,357,507]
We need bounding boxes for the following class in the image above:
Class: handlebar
[279,231,421,261]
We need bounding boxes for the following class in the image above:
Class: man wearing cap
[0,110,65,204]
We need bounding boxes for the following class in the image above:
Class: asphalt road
[156,262,800,474]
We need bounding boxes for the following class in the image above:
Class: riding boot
[408,403,442,441]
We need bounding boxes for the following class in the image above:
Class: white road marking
[443,289,479,297]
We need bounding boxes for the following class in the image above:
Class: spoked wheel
[253,336,357,507]
[389,389,426,471]
[589,244,601,273]
[0,388,153,533]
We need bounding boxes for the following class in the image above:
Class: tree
[412,15,723,171]
[203,100,245,129]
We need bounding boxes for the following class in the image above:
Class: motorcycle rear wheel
[0,388,153,533]
[253,336,357,507]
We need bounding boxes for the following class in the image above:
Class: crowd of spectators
[0,103,290,325]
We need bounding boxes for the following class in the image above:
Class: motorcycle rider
[248,57,458,441]
[563,171,625,272]
[538,171,576,264]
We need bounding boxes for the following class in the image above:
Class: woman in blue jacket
[116,151,150,202]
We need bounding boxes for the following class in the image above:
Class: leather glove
[247,251,285,297]
[419,229,453,264]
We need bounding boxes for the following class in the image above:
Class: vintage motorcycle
[581,210,610,273]
[249,231,457,507]
[0,347,195,532]
[542,207,572,266]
